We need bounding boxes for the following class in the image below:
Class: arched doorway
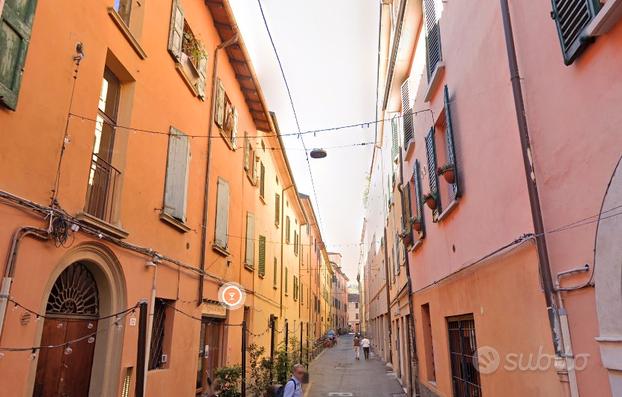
[33,262,100,397]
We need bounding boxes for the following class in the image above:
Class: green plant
[247,344,272,397]
[182,31,207,66]
[214,365,242,397]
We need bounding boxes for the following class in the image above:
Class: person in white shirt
[282,363,304,397]
[360,336,371,360]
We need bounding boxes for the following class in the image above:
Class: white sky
[229,0,379,281]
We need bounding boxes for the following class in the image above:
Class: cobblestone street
[305,335,406,397]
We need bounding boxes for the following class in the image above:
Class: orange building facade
[0,0,329,396]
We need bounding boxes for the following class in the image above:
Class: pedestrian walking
[278,363,305,397]
[360,336,371,360]
[353,334,361,360]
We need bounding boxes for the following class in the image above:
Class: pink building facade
[373,0,622,396]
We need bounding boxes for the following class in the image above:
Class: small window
[113,0,132,26]
[214,79,237,148]
[285,267,289,295]
[214,178,230,252]
[149,299,173,370]
[293,231,299,256]
[293,275,298,301]
[258,235,266,277]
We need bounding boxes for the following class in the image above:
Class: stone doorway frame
[26,242,127,397]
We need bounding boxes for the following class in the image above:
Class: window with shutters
[285,267,289,295]
[107,0,146,59]
[286,216,291,244]
[401,79,415,153]
[0,0,37,109]
[214,79,237,149]
[258,235,266,277]
[424,0,443,79]
[551,0,601,65]
[294,276,298,301]
[425,86,461,222]
[409,160,426,244]
[244,213,255,270]
[300,282,304,304]
[244,133,258,185]
[167,0,207,99]
[149,298,173,370]
[273,258,278,289]
[113,0,133,26]
[213,178,230,254]
[275,193,281,227]
[161,127,190,229]
[85,68,123,224]
[294,230,299,256]
[259,162,266,199]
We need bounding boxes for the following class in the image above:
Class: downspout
[499,0,564,376]
[279,185,295,318]
[398,150,419,396]
[382,227,393,364]
[298,223,303,320]
[0,226,49,342]
[199,34,239,305]
[142,260,158,397]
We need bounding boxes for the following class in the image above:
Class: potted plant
[437,163,456,184]
[214,365,242,397]
[423,193,437,210]
[399,229,413,246]
[412,217,423,232]
[181,32,206,77]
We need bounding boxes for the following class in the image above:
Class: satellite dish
[310,148,327,159]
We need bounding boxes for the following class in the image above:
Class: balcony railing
[85,153,121,223]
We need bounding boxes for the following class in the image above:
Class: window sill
[258,274,265,279]
[212,244,230,257]
[244,264,254,272]
[76,212,129,240]
[587,0,622,36]
[246,172,258,186]
[175,64,200,98]
[435,199,459,222]
[404,138,416,162]
[107,8,147,60]
[259,195,266,204]
[408,239,423,252]
[159,212,191,233]
[273,285,278,290]
[424,62,446,103]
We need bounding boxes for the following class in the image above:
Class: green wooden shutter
[258,235,266,276]
[163,127,190,221]
[259,162,265,198]
[400,79,414,147]
[214,178,230,249]
[424,0,442,78]
[425,128,441,215]
[245,213,255,268]
[273,258,277,286]
[285,267,288,294]
[443,85,461,199]
[275,193,280,226]
[167,0,184,61]
[215,79,225,127]
[286,216,291,243]
[0,0,37,110]
[414,160,426,239]
[551,0,600,65]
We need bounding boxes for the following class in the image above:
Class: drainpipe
[199,34,239,305]
[142,259,158,397]
[499,0,563,364]
[0,226,49,343]
[398,149,419,396]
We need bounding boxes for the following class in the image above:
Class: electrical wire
[256,0,324,230]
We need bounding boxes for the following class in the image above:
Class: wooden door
[33,318,98,397]
[196,318,224,395]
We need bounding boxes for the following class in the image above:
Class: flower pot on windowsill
[412,217,423,232]
[399,229,413,246]
[423,193,437,210]
[437,164,456,184]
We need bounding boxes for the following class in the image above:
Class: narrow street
[306,335,406,397]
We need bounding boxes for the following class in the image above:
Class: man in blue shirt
[282,363,305,397]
